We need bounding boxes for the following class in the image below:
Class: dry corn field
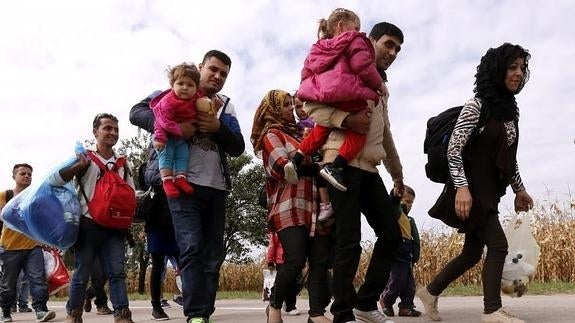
[54,197,574,295]
[216,197,575,292]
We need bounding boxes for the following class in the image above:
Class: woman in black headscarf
[418,43,534,323]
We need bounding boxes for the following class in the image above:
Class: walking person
[251,89,333,323]
[305,21,406,323]
[130,50,245,323]
[380,185,421,318]
[0,163,56,322]
[142,148,181,320]
[417,43,534,323]
[54,113,136,323]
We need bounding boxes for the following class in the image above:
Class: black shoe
[152,307,169,321]
[398,307,422,317]
[160,298,171,308]
[172,294,183,307]
[320,164,347,191]
[83,298,92,313]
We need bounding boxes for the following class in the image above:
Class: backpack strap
[87,151,108,171]
[5,189,14,203]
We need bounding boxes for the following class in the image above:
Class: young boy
[380,185,422,317]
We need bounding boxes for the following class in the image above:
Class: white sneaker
[318,202,334,221]
[282,308,300,316]
[416,287,441,321]
[352,308,394,323]
[284,162,298,184]
[481,308,525,323]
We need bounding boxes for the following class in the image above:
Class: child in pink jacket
[289,8,386,196]
[150,62,203,198]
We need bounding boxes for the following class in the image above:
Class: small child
[150,62,210,198]
[288,8,386,192]
[380,185,422,317]
[293,96,333,221]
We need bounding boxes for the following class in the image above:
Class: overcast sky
[1,0,573,240]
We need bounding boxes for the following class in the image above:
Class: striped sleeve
[510,161,525,193]
[447,98,481,188]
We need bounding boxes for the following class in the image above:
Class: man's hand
[343,108,371,134]
[153,141,165,151]
[196,111,221,133]
[455,186,473,220]
[514,190,534,213]
[393,179,404,197]
[179,122,197,139]
[74,153,90,171]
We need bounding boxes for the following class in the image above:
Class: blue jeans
[168,185,226,320]
[0,247,48,312]
[66,219,129,314]
[158,138,190,174]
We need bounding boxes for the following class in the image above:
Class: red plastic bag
[43,248,70,295]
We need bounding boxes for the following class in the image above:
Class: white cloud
[1,0,574,239]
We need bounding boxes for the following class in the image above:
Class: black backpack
[424,104,488,184]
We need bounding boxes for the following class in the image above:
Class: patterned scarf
[250,89,300,154]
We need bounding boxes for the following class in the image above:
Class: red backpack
[80,151,137,229]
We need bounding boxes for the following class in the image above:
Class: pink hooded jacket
[298,31,382,106]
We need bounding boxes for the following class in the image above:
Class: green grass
[48,282,575,302]
[437,281,575,297]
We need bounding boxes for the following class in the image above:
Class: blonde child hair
[317,8,360,39]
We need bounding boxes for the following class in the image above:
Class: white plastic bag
[501,212,540,297]
[261,268,276,302]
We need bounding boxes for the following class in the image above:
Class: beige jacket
[304,94,403,181]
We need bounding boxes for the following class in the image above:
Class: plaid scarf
[250,89,300,154]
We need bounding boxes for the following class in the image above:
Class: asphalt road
[16,295,571,322]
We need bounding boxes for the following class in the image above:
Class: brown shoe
[114,308,135,323]
[97,304,113,315]
[66,309,83,323]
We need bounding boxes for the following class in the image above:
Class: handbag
[134,186,155,224]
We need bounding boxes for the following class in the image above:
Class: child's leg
[317,177,334,221]
[335,130,367,166]
[398,265,417,310]
[293,125,331,167]
[381,261,408,310]
[157,141,180,198]
[320,130,367,192]
[172,139,194,195]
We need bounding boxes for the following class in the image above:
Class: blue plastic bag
[0,144,83,249]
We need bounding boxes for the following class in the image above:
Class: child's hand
[153,141,166,151]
